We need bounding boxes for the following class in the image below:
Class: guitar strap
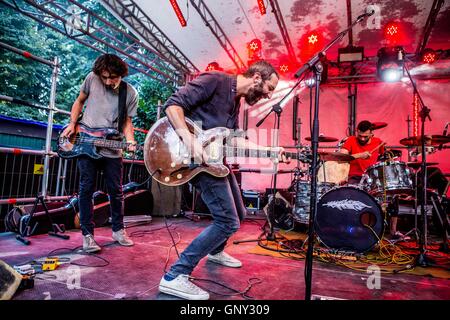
[117,81,128,133]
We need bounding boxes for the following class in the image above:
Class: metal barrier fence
[0,148,150,229]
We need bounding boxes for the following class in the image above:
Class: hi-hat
[318,151,354,162]
[400,135,450,147]
[406,162,439,169]
[371,122,388,130]
[305,136,338,142]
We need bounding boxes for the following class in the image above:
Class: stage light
[308,33,318,45]
[205,62,222,71]
[247,38,262,65]
[248,38,262,53]
[279,64,289,73]
[421,48,436,64]
[169,0,187,27]
[338,46,364,63]
[305,77,315,87]
[376,46,404,82]
[257,0,266,15]
[385,23,399,37]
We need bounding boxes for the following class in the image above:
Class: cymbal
[400,135,450,147]
[406,162,439,169]
[318,151,354,162]
[305,136,338,142]
[371,122,388,130]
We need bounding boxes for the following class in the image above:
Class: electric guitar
[57,123,142,159]
[143,117,307,186]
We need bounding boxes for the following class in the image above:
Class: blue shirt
[163,72,240,130]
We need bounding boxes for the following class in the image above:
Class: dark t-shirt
[163,72,240,130]
[342,136,385,177]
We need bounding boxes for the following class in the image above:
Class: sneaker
[391,231,411,241]
[83,234,101,253]
[207,251,242,268]
[159,274,209,300]
[112,229,134,246]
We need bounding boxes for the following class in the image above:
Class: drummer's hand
[356,151,371,159]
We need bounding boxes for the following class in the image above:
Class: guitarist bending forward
[61,54,137,252]
[159,60,288,300]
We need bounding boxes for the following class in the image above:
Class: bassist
[61,54,137,252]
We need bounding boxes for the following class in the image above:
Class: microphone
[356,9,375,20]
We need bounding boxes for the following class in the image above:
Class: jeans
[167,169,247,277]
[77,156,124,236]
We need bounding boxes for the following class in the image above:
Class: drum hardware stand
[403,63,435,267]
[16,194,70,245]
[293,10,375,300]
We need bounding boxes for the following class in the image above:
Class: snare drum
[361,161,413,195]
[317,161,350,185]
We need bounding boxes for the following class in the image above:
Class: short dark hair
[93,54,128,77]
[357,120,373,132]
[243,60,279,81]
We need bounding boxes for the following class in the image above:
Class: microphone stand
[294,11,374,300]
[233,77,304,245]
[403,63,435,267]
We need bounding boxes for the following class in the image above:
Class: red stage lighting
[206,62,222,71]
[169,0,187,27]
[279,64,289,73]
[385,23,398,36]
[257,0,266,15]
[421,48,436,64]
[413,92,419,137]
[308,33,319,45]
[248,38,262,52]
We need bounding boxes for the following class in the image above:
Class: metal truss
[267,0,297,63]
[2,0,184,86]
[415,0,445,56]
[189,0,246,71]
[100,0,198,75]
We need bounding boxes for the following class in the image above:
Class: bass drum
[314,186,384,253]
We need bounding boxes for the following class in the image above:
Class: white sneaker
[207,251,242,268]
[83,234,101,253]
[159,274,209,300]
[112,229,134,246]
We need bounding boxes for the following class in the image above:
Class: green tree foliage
[0,3,176,159]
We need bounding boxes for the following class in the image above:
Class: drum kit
[282,125,450,253]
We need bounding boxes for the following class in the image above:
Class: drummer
[340,120,408,241]
[340,120,385,185]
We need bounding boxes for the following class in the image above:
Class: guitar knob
[171,162,176,168]
[164,177,170,182]
[177,174,182,179]
[182,159,189,165]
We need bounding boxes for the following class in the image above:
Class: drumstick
[369,142,386,154]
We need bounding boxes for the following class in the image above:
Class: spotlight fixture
[205,62,222,71]
[338,46,364,63]
[376,46,405,82]
[421,48,437,64]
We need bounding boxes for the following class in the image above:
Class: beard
[244,82,265,105]
[357,138,369,146]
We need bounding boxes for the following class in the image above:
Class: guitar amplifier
[242,190,261,211]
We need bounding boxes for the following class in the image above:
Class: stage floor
[1,213,449,301]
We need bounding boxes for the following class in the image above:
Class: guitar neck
[93,139,142,150]
[223,147,298,160]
